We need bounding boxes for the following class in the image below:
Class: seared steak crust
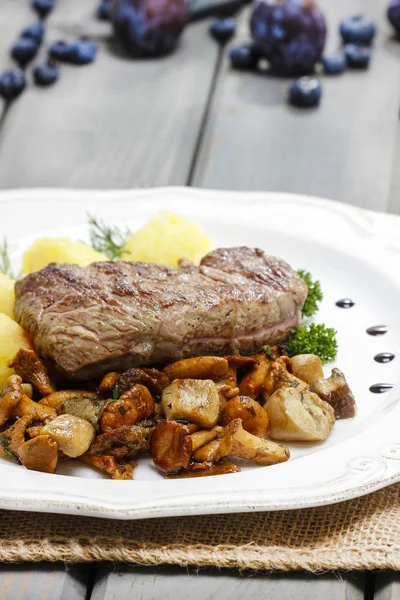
[14,247,307,380]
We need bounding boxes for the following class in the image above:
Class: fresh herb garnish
[112,383,120,400]
[264,345,272,359]
[284,323,338,364]
[88,215,131,260]
[297,269,323,318]
[118,405,127,415]
[0,238,15,278]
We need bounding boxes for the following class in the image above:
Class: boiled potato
[121,211,213,267]
[0,274,15,319]
[0,314,33,390]
[22,238,107,274]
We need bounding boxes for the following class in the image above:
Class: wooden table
[0,0,399,597]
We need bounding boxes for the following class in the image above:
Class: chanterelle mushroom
[311,368,356,419]
[8,348,55,396]
[265,387,335,442]
[193,418,289,466]
[162,379,220,428]
[151,420,193,475]
[0,375,24,427]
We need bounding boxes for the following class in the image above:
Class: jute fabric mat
[0,484,399,570]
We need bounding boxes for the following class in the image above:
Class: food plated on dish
[0,212,356,480]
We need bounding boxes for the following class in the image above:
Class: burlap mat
[0,483,399,570]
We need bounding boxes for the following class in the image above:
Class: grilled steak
[14,247,308,380]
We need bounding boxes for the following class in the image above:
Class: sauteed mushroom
[151,420,193,475]
[41,414,95,457]
[162,379,220,428]
[266,387,335,442]
[238,353,270,399]
[291,354,324,385]
[193,418,289,465]
[163,356,229,381]
[18,435,58,474]
[221,396,269,437]
[100,384,154,432]
[8,348,55,396]
[311,368,356,419]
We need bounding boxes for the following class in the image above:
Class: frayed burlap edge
[0,483,399,570]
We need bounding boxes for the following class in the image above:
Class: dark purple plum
[388,0,400,33]
[111,0,187,57]
[250,0,327,75]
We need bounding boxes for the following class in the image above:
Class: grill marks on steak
[14,247,308,380]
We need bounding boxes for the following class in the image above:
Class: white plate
[1,187,400,520]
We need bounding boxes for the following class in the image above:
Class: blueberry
[11,38,39,67]
[112,0,186,57]
[97,0,111,20]
[229,44,259,70]
[339,15,376,45]
[322,54,347,75]
[20,22,45,45]
[289,76,322,108]
[31,0,55,18]
[0,68,26,101]
[33,62,60,86]
[209,18,236,43]
[250,0,327,75]
[48,41,75,61]
[69,38,98,64]
[388,0,400,33]
[344,44,371,68]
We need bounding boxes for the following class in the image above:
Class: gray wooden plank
[192,0,400,213]
[375,573,400,600]
[0,563,91,600]
[91,565,366,600]
[0,0,219,189]
[388,125,400,215]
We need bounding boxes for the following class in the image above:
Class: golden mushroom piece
[8,348,55,396]
[291,354,324,385]
[41,414,95,458]
[311,368,356,419]
[100,384,155,432]
[193,418,289,466]
[18,435,59,474]
[151,420,193,475]
[163,356,229,381]
[265,387,335,442]
[238,353,270,399]
[221,396,269,437]
[162,379,220,428]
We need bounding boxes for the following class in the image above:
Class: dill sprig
[88,215,131,260]
[0,239,15,278]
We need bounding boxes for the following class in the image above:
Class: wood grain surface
[0,0,219,189]
[192,0,400,212]
[91,566,367,600]
[0,564,91,600]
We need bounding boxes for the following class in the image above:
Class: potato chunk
[162,379,220,428]
[265,387,335,442]
[0,274,15,319]
[0,314,33,390]
[22,238,106,274]
[121,210,212,267]
[41,414,95,457]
